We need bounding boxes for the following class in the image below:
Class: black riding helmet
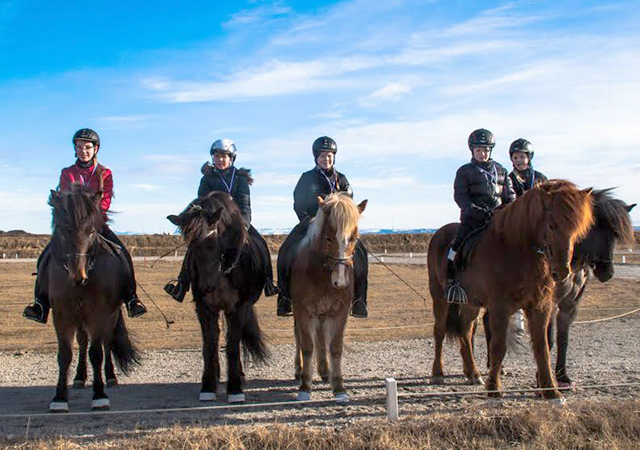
[73,128,100,146]
[509,138,535,160]
[468,128,495,151]
[312,136,337,159]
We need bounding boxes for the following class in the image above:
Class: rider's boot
[23,297,50,324]
[126,296,147,318]
[164,278,187,302]
[350,297,368,318]
[264,278,279,297]
[276,291,293,317]
[445,249,467,304]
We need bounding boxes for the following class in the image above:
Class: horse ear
[317,196,325,207]
[167,214,184,226]
[357,199,368,214]
[50,189,61,204]
[628,203,637,212]
[582,188,593,196]
[92,191,103,205]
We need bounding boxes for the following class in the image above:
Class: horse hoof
[297,391,311,401]
[72,380,85,389]
[49,401,69,413]
[558,381,576,393]
[91,398,110,410]
[228,393,245,403]
[199,392,216,402]
[548,396,566,406]
[470,376,484,386]
[106,378,118,388]
[334,392,349,404]
[431,376,445,385]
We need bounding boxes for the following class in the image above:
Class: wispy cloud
[224,4,292,27]
[359,81,415,107]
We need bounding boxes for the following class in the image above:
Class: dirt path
[1,312,639,440]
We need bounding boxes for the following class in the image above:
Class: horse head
[537,181,595,283]
[575,191,635,282]
[168,192,245,293]
[316,194,367,289]
[49,185,104,286]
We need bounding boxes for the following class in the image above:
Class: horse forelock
[50,184,104,232]
[324,193,360,242]
[180,191,246,244]
[593,189,635,245]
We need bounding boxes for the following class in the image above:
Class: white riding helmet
[210,138,237,162]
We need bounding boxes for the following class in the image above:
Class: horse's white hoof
[199,392,216,402]
[91,398,110,410]
[49,401,68,413]
[297,391,311,401]
[334,392,349,404]
[549,396,566,406]
[228,393,245,403]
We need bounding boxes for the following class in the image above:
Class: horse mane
[49,183,105,232]
[179,191,247,246]
[592,189,635,246]
[302,193,360,249]
[492,179,594,246]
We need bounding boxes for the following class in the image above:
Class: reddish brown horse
[428,180,594,400]
[287,193,367,403]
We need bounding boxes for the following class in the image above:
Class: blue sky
[1,0,639,234]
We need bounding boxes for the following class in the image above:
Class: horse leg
[197,302,220,401]
[50,325,74,412]
[73,329,88,389]
[89,338,110,410]
[104,340,118,387]
[430,298,448,384]
[315,317,329,383]
[225,310,245,403]
[483,310,492,369]
[294,317,302,382]
[528,304,562,400]
[486,307,509,398]
[327,313,349,403]
[296,314,315,401]
[555,305,577,387]
[460,308,483,385]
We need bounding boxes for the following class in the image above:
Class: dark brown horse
[286,193,367,403]
[483,189,635,387]
[46,185,140,412]
[428,180,594,400]
[168,191,269,403]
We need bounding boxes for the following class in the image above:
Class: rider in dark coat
[23,128,147,323]
[446,129,516,298]
[164,139,277,302]
[508,138,548,197]
[276,136,369,318]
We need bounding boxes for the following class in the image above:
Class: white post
[385,377,399,421]
[174,250,178,257]
[15,253,18,259]
[409,252,413,258]
[622,255,626,264]
[380,256,384,263]
[384,248,387,255]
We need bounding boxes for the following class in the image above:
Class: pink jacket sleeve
[100,168,114,214]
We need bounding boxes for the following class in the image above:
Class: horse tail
[446,303,464,338]
[239,302,270,363]
[110,310,141,375]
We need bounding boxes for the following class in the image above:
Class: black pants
[451,215,485,253]
[277,219,368,303]
[34,226,137,304]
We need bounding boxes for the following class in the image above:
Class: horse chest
[203,276,240,311]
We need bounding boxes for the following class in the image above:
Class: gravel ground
[1,312,640,440]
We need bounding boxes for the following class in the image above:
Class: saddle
[454,223,490,271]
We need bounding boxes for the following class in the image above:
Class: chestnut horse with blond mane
[286,193,367,403]
[428,180,594,400]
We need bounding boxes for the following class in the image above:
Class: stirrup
[446,281,468,304]
[277,296,293,317]
[126,298,147,318]
[264,279,279,297]
[23,301,49,324]
[164,279,186,302]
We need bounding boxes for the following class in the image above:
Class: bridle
[324,253,354,271]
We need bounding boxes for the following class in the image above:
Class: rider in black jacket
[164,138,277,302]
[446,129,516,299]
[508,138,548,197]
[277,136,369,318]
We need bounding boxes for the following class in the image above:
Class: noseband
[62,252,95,275]
[324,253,354,271]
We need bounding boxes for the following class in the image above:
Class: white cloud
[359,82,414,107]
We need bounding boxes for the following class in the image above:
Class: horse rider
[164,138,278,302]
[23,128,147,323]
[446,128,516,298]
[508,138,548,332]
[276,136,369,318]
[508,138,548,197]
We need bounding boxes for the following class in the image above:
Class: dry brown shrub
[4,400,640,449]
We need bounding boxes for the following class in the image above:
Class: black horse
[168,191,269,403]
[46,185,140,412]
[484,189,635,386]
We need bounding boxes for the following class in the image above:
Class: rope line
[573,307,640,324]
[2,381,638,420]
